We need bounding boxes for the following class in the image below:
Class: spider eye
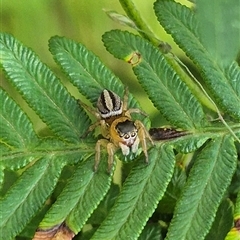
[124,134,130,139]
[118,132,124,138]
[116,120,138,141]
[131,132,136,137]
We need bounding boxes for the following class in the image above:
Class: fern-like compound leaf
[102,30,206,130]
[48,36,149,126]
[0,88,38,150]
[0,33,90,143]
[166,136,238,240]
[154,0,240,120]
[92,145,175,240]
[0,157,64,239]
[39,155,113,234]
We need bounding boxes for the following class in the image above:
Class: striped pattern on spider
[79,88,154,172]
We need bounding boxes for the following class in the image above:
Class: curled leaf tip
[124,52,141,66]
[33,223,75,240]
[235,218,240,231]
[103,9,138,29]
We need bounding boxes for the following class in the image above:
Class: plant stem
[119,0,159,46]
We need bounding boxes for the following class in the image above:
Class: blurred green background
[1,0,190,130]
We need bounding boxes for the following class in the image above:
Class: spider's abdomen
[97,89,123,118]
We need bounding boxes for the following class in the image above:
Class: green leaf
[196,0,240,66]
[1,137,88,171]
[89,183,120,225]
[172,134,210,153]
[0,144,10,153]
[0,169,18,197]
[1,7,239,240]
[229,161,240,195]
[225,229,240,240]
[40,155,113,234]
[158,165,187,213]
[205,200,234,240]
[166,136,238,240]
[0,157,64,240]
[48,35,151,130]
[91,145,175,240]
[139,223,162,240]
[154,0,240,120]
[48,36,141,111]
[235,191,240,219]
[225,62,240,100]
[102,30,206,130]
[0,32,90,143]
[0,88,38,149]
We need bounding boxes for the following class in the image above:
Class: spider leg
[78,98,109,139]
[94,139,109,172]
[125,108,148,118]
[122,87,147,117]
[78,99,100,119]
[135,120,154,163]
[106,142,117,172]
[123,86,129,111]
[94,139,116,172]
[80,120,101,138]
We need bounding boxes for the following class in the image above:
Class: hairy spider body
[97,89,123,118]
[109,117,138,154]
[79,88,153,171]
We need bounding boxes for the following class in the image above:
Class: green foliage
[102,29,206,130]
[205,200,234,240]
[154,0,240,120]
[196,0,240,66]
[0,0,240,240]
[91,146,175,240]
[165,136,237,240]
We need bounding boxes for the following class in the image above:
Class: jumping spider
[79,88,154,172]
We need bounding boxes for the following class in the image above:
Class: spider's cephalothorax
[79,88,154,172]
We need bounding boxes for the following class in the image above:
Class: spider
[79,88,154,172]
